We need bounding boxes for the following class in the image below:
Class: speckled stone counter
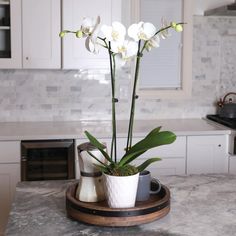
[6,174,236,236]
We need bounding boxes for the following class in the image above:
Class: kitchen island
[6,174,236,236]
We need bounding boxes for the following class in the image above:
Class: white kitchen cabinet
[62,0,122,69]
[22,0,61,69]
[0,141,20,235]
[75,133,229,177]
[132,136,187,176]
[187,135,228,174]
[0,0,22,69]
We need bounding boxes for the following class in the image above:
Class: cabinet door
[0,164,20,235]
[62,0,122,69]
[0,0,22,69]
[187,135,228,174]
[132,136,187,176]
[22,0,61,68]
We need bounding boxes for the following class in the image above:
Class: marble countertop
[6,174,236,236]
[0,119,231,141]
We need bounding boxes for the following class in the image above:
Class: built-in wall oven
[21,139,75,181]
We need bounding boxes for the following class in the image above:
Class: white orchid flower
[101,22,126,43]
[80,16,100,36]
[82,16,101,53]
[85,26,100,53]
[120,40,138,59]
[111,40,138,68]
[145,34,160,52]
[128,22,156,41]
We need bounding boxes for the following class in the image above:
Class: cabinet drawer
[0,141,20,163]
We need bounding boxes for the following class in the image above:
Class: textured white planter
[103,172,139,208]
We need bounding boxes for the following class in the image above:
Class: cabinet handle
[26,57,29,60]
[218,144,221,147]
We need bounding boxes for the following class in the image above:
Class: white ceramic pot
[103,172,139,208]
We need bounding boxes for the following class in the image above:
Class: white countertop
[0,119,231,141]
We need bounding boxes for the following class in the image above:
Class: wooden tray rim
[66,182,170,213]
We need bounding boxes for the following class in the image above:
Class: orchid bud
[170,22,177,28]
[76,30,83,38]
[175,24,183,32]
[59,31,66,37]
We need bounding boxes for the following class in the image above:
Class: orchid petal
[110,41,120,53]
[85,36,91,52]
[142,23,156,40]
[85,37,99,54]
[145,34,160,51]
[160,17,170,39]
[128,21,156,41]
[81,16,100,36]
[81,17,94,35]
[101,22,126,43]
[111,22,126,42]
[101,25,113,40]
[122,40,138,59]
[128,23,140,41]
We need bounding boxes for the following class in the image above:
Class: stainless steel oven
[21,139,75,181]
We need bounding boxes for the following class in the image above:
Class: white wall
[194,0,235,15]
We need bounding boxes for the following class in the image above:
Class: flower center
[111,30,119,41]
[118,46,126,53]
[138,32,148,40]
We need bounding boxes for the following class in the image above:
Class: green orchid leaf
[118,127,162,166]
[145,126,162,138]
[84,130,113,163]
[118,150,146,167]
[119,130,176,166]
[93,164,109,173]
[87,151,110,169]
[137,158,162,172]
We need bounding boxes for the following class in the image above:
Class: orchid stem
[126,40,142,151]
[108,42,117,163]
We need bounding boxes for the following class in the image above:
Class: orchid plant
[60,17,183,176]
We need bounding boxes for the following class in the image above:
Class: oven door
[21,140,75,181]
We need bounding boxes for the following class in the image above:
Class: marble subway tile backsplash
[0,16,236,122]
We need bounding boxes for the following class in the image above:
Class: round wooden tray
[66,182,170,227]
